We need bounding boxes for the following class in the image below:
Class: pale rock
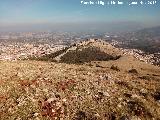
[103,92,110,97]
[42,88,48,93]
[34,113,39,117]
[131,116,141,120]
[94,113,100,117]
[47,98,55,103]
[35,117,40,120]
[132,94,141,99]
[62,98,67,102]
[117,103,122,108]
[140,88,148,96]
[118,98,123,101]
[122,101,127,106]
[52,109,56,113]
[56,102,61,106]
[99,75,108,81]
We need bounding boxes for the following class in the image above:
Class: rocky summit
[0,39,160,120]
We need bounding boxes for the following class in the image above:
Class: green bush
[60,46,121,64]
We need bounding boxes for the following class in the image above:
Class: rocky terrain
[0,40,160,120]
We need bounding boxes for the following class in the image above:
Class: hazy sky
[0,0,160,32]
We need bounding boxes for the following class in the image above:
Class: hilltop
[0,39,160,120]
[33,39,122,63]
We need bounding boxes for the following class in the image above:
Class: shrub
[27,46,70,62]
[128,69,138,74]
[60,46,121,64]
[110,65,120,71]
[138,76,151,80]
[153,91,160,101]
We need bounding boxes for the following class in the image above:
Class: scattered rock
[117,103,122,108]
[131,94,141,99]
[94,113,100,118]
[62,98,67,102]
[140,89,148,97]
[99,75,108,81]
[131,116,141,120]
[34,113,39,117]
[103,91,110,97]
[47,98,55,103]
[118,98,123,101]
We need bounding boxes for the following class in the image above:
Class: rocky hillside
[34,39,122,64]
[0,40,160,120]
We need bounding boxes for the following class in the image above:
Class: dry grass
[0,60,160,120]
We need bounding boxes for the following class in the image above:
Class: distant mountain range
[135,26,160,38]
[119,26,160,53]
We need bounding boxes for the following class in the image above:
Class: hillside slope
[36,39,122,64]
[0,40,160,120]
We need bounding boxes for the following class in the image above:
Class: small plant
[73,111,86,120]
[110,65,120,71]
[60,46,121,64]
[153,91,160,101]
[138,76,151,80]
[128,69,138,74]
[56,80,76,91]
[127,100,152,118]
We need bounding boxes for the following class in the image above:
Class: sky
[0,0,160,32]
